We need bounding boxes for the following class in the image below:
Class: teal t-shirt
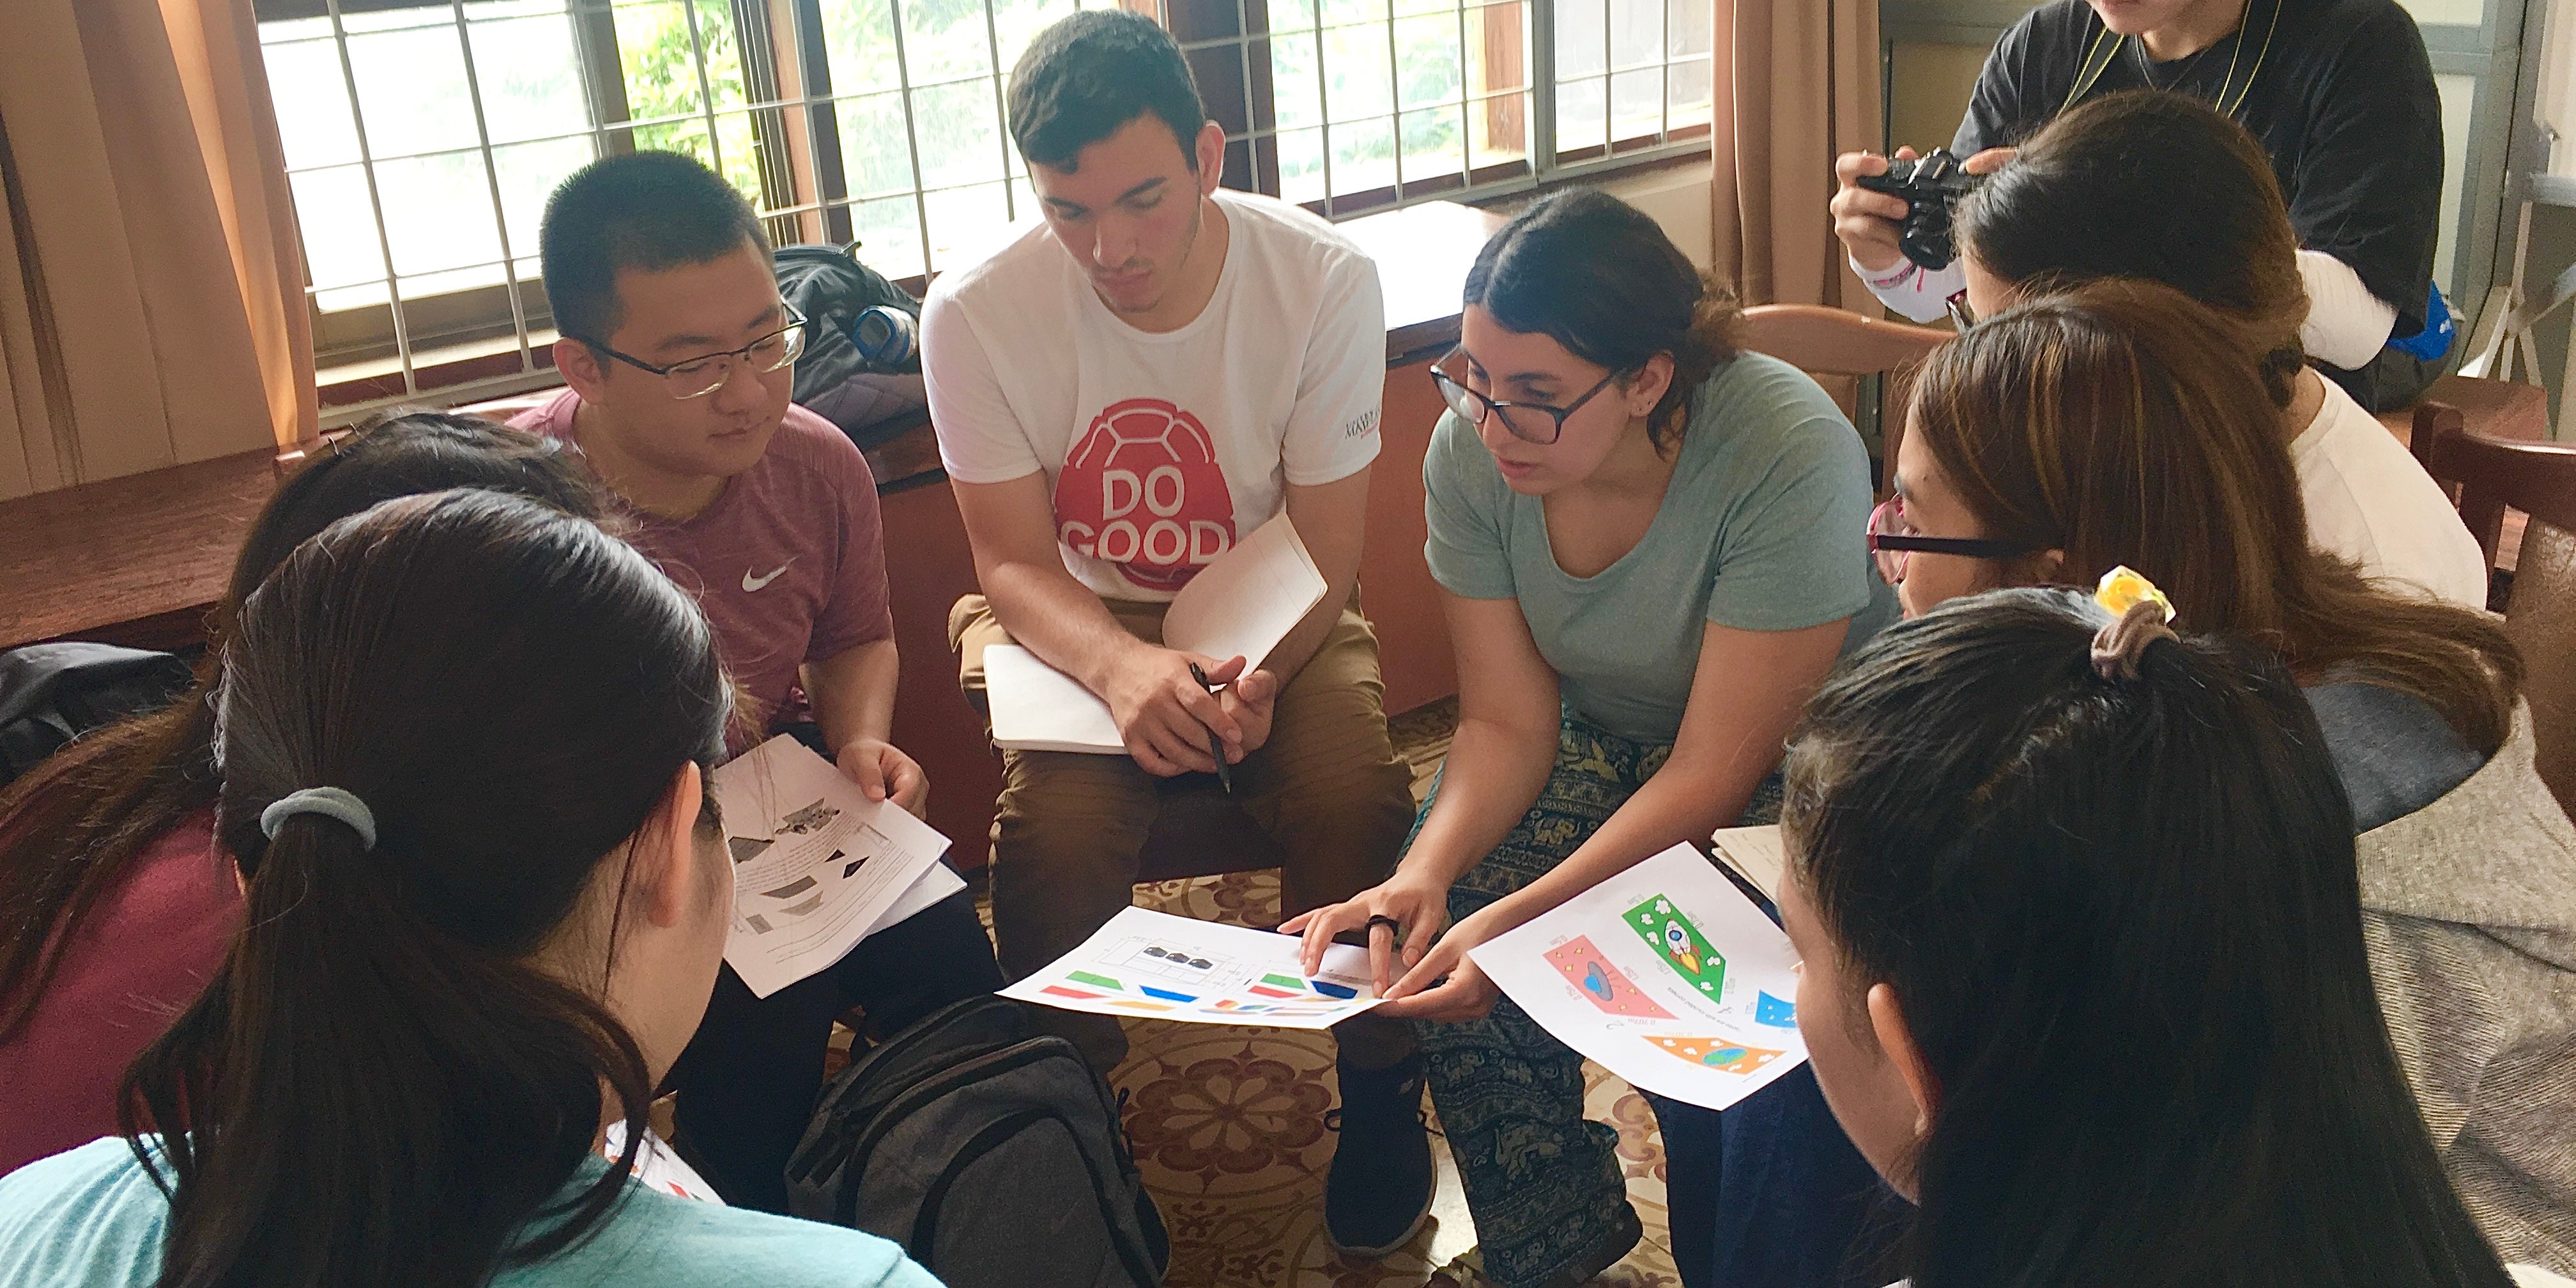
[1423,351,1895,744]
[0,1137,943,1288]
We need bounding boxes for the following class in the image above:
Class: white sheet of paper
[983,514,1328,755]
[1710,825,1786,903]
[1000,906,1383,1030]
[715,735,951,999]
[1159,513,1328,671]
[983,644,1124,753]
[1471,844,1807,1110]
[864,862,968,938]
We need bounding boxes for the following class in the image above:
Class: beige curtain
[0,0,314,500]
[1711,0,1882,313]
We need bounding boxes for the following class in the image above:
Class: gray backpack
[785,995,1168,1288]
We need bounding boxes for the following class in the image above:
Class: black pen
[1186,661,1234,793]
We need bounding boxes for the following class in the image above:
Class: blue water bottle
[851,306,919,368]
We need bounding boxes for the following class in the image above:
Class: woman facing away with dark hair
[0,411,604,1178]
[1875,276,2576,1272]
[1287,188,1898,1288]
[1945,91,2485,608]
[1777,586,2547,1288]
[0,489,939,1288]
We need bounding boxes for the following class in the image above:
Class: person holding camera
[1830,0,2450,411]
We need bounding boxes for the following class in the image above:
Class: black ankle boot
[1323,1051,1435,1257]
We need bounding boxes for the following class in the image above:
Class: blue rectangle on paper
[1140,986,1199,1002]
[1309,980,1358,999]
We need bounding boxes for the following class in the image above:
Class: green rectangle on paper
[1261,972,1305,990]
[1070,971,1122,990]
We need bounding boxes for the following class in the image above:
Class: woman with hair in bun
[1288,189,1897,1288]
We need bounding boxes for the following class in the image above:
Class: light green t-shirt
[1423,351,1896,744]
[0,1137,944,1288]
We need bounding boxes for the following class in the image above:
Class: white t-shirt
[2291,376,2488,607]
[923,189,1386,601]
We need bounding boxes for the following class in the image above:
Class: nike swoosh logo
[742,563,790,592]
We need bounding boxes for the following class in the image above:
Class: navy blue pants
[1650,1067,1905,1288]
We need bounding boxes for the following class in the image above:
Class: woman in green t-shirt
[1285,190,1895,1288]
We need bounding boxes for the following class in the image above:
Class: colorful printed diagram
[1626,895,1724,998]
[1543,937,1675,1018]
[1034,963,1360,1019]
[1648,1035,1784,1075]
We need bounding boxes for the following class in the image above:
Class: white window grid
[254,0,1710,424]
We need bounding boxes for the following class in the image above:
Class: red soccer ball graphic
[1054,397,1238,592]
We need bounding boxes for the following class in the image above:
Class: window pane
[821,0,900,91]
[1394,15,1461,108]
[290,165,387,291]
[617,1,709,121]
[347,24,480,157]
[1278,125,1326,203]
[470,8,590,146]
[1400,105,1464,181]
[1668,0,1711,59]
[1554,75,1606,155]
[1611,67,1661,139]
[903,0,999,84]
[1330,116,1395,193]
[375,153,505,277]
[1464,0,1526,95]
[1320,0,1385,31]
[1608,0,1660,69]
[1271,32,1323,129]
[1554,0,1604,79]
[1323,23,1393,120]
[1267,0,1319,33]
[1468,90,1530,166]
[260,36,363,169]
[1666,56,1711,125]
[853,195,926,279]
[912,78,1008,189]
[839,91,920,197]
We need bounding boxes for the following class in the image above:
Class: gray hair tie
[259,786,378,852]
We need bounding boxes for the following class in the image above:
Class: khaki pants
[951,593,1419,1070]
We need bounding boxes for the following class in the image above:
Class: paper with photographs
[714,734,951,999]
[1470,843,1807,1109]
[1002,906,1383,1030]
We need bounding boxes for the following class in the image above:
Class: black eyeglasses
[576,304,809,400]
[1867,495,2034,585]
[1430,349,1624,445]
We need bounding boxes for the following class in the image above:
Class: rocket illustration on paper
[1625,895,1724,997]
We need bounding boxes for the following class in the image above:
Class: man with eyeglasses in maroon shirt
[512,150,1002,1215]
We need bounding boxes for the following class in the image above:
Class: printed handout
[985,514,1328,754]
[1471,843,1807,1109]
[1710,824,1786,903]
[714,735,951,999]
[1002,907,1383,1030]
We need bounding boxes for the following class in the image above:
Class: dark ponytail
[1781,588,2516,1288]
[0,411,599,1046]
[121,489,728,1288]
[1465,188,1740,448]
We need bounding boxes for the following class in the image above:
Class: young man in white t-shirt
[922,10,1430,1257]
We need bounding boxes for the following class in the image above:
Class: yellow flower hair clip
[2090,566,2177,680]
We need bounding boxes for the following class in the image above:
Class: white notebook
[985,514,1328,755]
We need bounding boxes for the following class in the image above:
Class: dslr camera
[1855,148,1982,270]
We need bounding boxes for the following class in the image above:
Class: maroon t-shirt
[512,392,896,751]
[0,807,234,1177]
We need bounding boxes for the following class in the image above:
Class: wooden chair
[2383,374,2552,457]
[1737,305,1950,494]
[2412,402,2576,815]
